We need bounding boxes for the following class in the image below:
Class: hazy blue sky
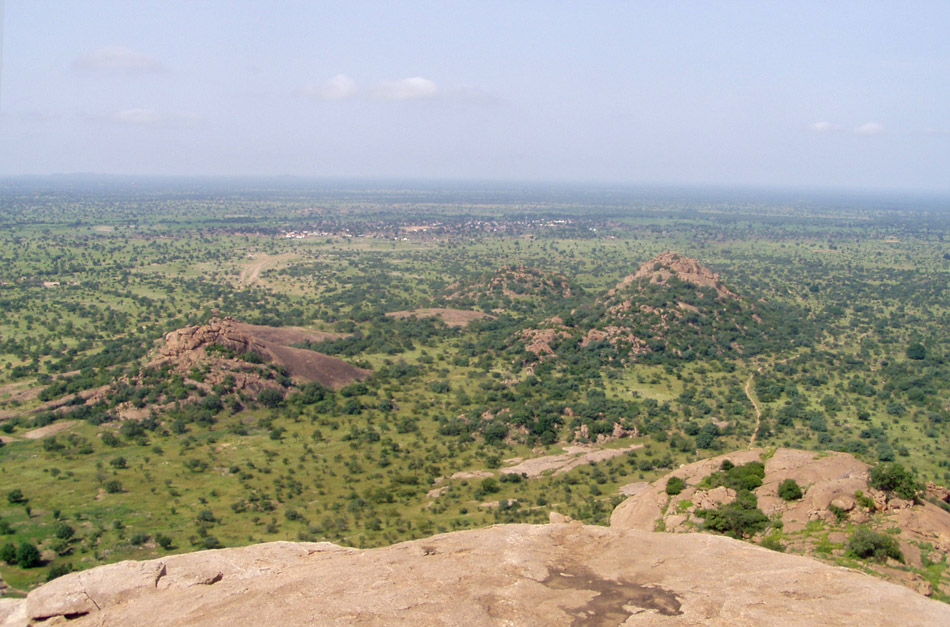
[2,1,949,191]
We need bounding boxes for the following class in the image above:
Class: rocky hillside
[3,522,949,626]
[151,317,370,391]
[610,251,737,300]
[591,252,810,359]
[611,448,950,598]
[444,266,578,311]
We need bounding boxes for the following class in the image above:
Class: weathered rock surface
[611,251,737,299]
[611,448,950,597]
[4,525,949,626]
[152,317,369,390]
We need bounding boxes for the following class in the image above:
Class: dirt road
[238,253,297,287]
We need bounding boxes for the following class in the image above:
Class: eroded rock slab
[5,525,949,626]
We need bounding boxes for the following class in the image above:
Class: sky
[1,1,949,192]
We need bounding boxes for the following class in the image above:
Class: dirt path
[238,253,297,287]
[746,357,793,446]
[745,370,763,446]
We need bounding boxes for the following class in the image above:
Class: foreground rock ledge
[2,525,948,626]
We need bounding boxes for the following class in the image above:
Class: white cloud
[301,74,358,101]
[808,121,840,133]
[73,46,167,73]
[111,109,201,127]
[374,77,439,101]
[853,122,885,136]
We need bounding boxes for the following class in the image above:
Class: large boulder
[3,525,949,626]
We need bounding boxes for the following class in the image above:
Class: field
[0,178,947,593]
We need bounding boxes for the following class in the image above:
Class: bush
[665,476,686,496]
[697,491,769,539]
[196,509,216,523]
[847,528,903,563]
[202,536,223,550]
[854,490,875,510]
[760,535,786,552]
[257,388,284,409]
[700,461,765,492]
[0,542,16,563]
[478,478,500,495]
[777,479,803,501]
[155,533,174,550]
[104,480,123,494]
[16,542,41,568]
[6,489,26,505]
[869,463,921,501]
[54,523,75,540]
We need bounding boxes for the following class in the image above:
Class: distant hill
[151,317,370,391]
[581,251,811,361]
[512,252,811,365]
[443,265,580,312]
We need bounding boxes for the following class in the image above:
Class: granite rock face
[151,317,370,390]
[611,448,950,596]
[4,524,949,626]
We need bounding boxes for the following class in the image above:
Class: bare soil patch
[238,253,297,286]
[0,381,41,411]
[502,442,643,477]
[385,308,495,328]
[23,420,79,440]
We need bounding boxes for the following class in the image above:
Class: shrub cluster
[846,528,903,563]
[869,463,921,501]
[777,479,803,501]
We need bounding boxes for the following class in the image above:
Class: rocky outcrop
[445,266,574,303]
[612,448,950,596]
[611,251,737,299]
[521,326,572,356]
[151,317,369,390]
[4,525,949,626]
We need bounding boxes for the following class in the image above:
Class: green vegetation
[696,490,770,539]
[665,476,686,496]
[698,460,766,492]
[693,461,771,539]
[869,463,922,502]
[847,528,904,563]
[777,479,804,501]
[0,179,947,592]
